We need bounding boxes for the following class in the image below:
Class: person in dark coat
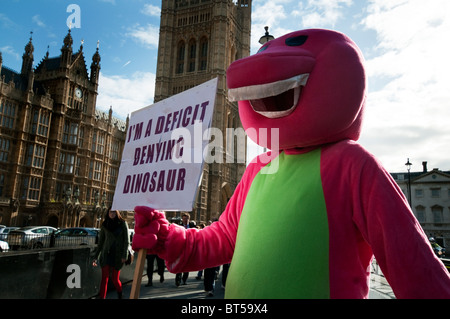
[93,210,129,299]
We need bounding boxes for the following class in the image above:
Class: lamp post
[259,26,275,45]
[405,158,412,208]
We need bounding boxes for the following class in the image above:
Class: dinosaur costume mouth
[228,74,309,118]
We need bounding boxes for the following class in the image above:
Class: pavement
[107,268,395,300]
[107,269,226,300]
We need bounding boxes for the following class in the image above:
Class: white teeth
[252,86,302,119]
[227,73,309,102]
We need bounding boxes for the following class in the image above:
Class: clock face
[75,88,83,98]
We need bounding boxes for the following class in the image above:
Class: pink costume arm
[322,141,450,298]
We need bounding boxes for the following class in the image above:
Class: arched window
[188,39,196,72]
[176,41,185,74]
[199,37,208,71]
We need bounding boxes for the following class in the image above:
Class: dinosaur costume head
[227,29,367,150]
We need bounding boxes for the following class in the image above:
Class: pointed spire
[79,39,84,52]
[61,29,73,67]
[24,31,34,57]
[21,32,34,75]
[63,28,73,50]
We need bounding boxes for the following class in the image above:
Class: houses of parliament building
[0,30,128,228]
[0,0,251,229]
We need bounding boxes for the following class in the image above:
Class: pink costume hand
[131,206,170,255]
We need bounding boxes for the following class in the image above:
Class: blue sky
[1,0,449,172]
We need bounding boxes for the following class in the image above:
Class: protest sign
[111,77,218,211]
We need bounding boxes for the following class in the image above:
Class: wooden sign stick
[129,248,147,299]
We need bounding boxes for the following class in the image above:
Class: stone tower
[154,0,251,222]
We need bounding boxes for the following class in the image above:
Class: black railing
[3,233,98,252]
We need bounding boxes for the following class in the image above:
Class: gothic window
[199,37,208,71]
[188,39,197,72]
[58,152,75,174]
[32,145,45,168]
[97,132,105,154]
[21,176,41,201]
[75,157,81,175]
[31,110,50,137]
[110,139,121,161]
[91,130,105,154]
[94,161,102,181]
[0,138,10,162]
[90,160,102,181]
[39,112,50,137]
[0,99,16,129]
[176,41,185,74]
[108,166,118,184]
[63,120,78,144]
[28,177,41,201]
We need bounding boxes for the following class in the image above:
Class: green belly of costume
[225,150,330,299]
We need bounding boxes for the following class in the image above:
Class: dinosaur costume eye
[285,35,308,46]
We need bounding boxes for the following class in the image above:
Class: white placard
[111,78,218,211]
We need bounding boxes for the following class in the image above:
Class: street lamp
[405,158,412,207]
[259,26,275,45]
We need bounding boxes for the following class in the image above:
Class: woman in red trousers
[93,210,129,299]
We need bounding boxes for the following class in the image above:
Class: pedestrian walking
[176,212,191,286]
[93,209,129,299]
[146,254,165,286]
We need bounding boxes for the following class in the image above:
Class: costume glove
[131,206,170,255]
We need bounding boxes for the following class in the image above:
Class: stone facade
[392,162,450,248]
[0,31,128,228]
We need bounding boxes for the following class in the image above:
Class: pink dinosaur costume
[132,29,450,298]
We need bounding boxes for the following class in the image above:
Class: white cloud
[32,15,46,28]
[126,23,160,48]
[0,13,16,29]
[251,1,289,52]
[142,4,161,17]
[301,0,353,28]
[358,0,450,171]
[97,71,156,120]
[0,45,20,61]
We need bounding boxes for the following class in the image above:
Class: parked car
[6,226,57,250]
[30,227,99,249]
[0,240,9,252]
[0,227,19,241]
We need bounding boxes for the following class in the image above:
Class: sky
[1,0,449,173]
